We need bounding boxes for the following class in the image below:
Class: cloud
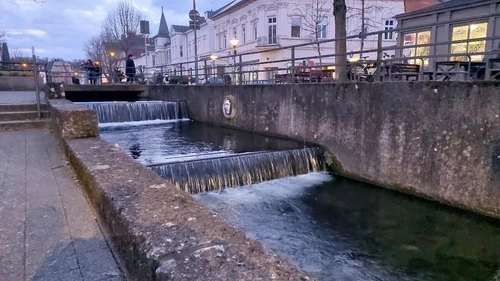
[1,0,232,60]
[8,29,48,38]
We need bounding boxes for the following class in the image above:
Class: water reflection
[100,121,309,165]
[129,143,141,159]
[195,174,500,281]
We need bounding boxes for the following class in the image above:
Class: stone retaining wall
[148,82,500,219]
[48,99,310,281]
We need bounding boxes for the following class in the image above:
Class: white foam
[194,172,333,204]
[98,119,190,128]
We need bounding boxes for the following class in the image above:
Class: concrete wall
[149,82,500,218]
[0,76,43,91]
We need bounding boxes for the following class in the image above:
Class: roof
[171,25,190,33]
[154,7,169,38]
[208,0,253,19]
[396,0,492,18]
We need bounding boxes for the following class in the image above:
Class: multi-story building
[149,0,405,83]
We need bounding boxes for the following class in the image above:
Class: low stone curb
[49,100,311,281]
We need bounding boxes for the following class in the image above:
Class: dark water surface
[100,120,307,166]
[195,173,500,281]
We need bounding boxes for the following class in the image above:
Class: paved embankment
[0,129,126,281]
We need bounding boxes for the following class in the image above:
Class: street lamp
[229,38,239,84]
[109,52,116,84]
[230,38,239,55]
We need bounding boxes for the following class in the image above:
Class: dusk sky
[1,0,232,60]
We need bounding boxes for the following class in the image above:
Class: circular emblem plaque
[222,95,236,119]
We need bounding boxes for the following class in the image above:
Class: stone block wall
[48,99,99,139]
[148,82,500,218]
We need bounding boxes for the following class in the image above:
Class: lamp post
[210,54,217,80]
[109,52,116,84]
[190,0,199,84]
[229,38,239,84]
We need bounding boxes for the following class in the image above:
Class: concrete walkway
[0,129,127,281]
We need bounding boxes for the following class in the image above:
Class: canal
[91,101,500,281]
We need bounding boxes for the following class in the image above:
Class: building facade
[150,0,404,83]
[395,0,500,68]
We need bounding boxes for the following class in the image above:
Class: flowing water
[195,173,500,281]
[80,101,188,123]
[100,119,322,192]
[93,101,500,281]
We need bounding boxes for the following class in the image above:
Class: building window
[217,34,222,50]
[291,17,301,38]
[268,16,277,44]
[316,17,327,39]
[253,21,258,41]
[384,19,394,40]
[451,22,488,61]
[233,27,237,39]
[242,24,246,44]
[180,45,183,57]
[403,30,431,66]
[224,34,227,48]
[152,54,156,66]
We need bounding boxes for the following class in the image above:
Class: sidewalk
[0,129,127,281]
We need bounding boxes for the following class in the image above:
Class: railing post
[238,55,243,85]
[376,33,383,82]
[203,59,208,84]
[32,47,41,119]
[291,46,296,84]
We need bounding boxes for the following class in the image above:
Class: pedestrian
[86,60,96,85]
[126,54,136,84]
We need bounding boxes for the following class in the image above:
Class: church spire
[156,6,169,38]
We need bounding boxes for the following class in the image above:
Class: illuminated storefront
[395,0,499,68]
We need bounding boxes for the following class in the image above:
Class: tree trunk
[360,0,365,60]
[334,0,347,82]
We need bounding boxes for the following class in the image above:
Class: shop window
[451,22,487,61]
[403,30,431,66]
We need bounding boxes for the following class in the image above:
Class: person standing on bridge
[126,54,136,84]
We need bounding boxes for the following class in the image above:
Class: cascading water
[80,101,188,123]
[149,147,325,194]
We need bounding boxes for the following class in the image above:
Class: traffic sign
[189,9,199,20]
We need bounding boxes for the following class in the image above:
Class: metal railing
[38,13,500,86]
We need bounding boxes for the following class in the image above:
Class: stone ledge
[48,99,99,139]
[62,137,311,281]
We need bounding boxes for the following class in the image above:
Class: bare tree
[301,0,332,67]
[347,0,382,60]
[84,34,118,81]
[334,0,347,82]
[84,34,105,62]
[102,1,143,57]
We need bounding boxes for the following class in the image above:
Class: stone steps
[0,120,49,130]
[0,111,49,121]
[0,103,50,130]
[0,103,47,112]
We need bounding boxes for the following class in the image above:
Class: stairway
[0,103,49,130]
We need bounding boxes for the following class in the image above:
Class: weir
[80,101,188,123]
[149,147,325,194]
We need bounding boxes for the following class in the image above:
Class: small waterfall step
[149,147,325,194]
[81,101,189,123]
